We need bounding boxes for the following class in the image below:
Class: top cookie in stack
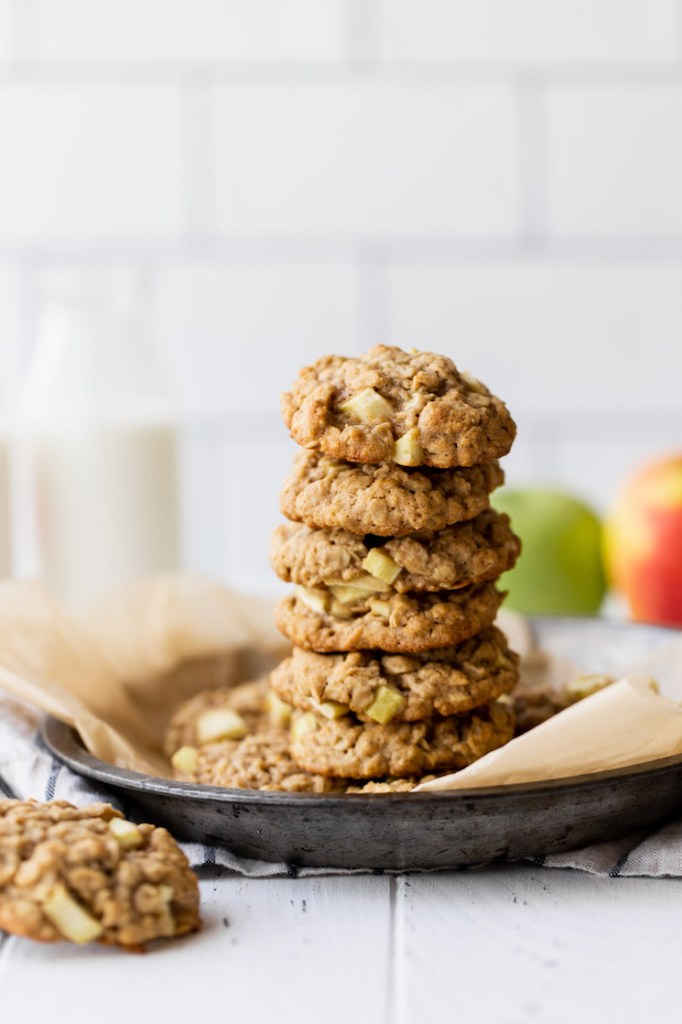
[271,345,521,784]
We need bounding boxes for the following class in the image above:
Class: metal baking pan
[42,617,682,871]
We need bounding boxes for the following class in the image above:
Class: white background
[0,0,681,591]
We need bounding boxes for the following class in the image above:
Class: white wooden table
[2,864,679,1023]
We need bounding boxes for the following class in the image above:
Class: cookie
[172,730,346,793]
[290,701,514,779]
[270,627,519,722]
[280,450,503,537]
[0,800,200,949]
[270,510,520,594]
[164,676,273,757]
[281,345,515,468]
[172,732,438,794]
[275,582,503,653]
[344,778,433,793]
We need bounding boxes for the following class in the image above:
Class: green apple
[494,488,606,615]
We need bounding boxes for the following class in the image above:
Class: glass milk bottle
[23,268,181,606]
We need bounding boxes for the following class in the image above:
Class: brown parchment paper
[0,574,287,778]
[0,572,682,791]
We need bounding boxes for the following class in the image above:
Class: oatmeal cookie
[290,701,514,779]
[275,582,503,653]
[172,730,345,793]
[0,800,200,949]
[164,676,273,757]
[271,627,519,722]
[344,777,434,793]
[282,345,516,468]
[280,450,503,537]
[270,510,520,594]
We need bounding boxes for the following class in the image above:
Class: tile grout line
[3,61,682,86]
[8,237,682,263]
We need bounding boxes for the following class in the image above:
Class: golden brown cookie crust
[270,627,519,722]
[282,345,516,468]
[270,510,520,594]
[280,450,503,537]
[275,583,503,653]
[0,800,200,948]
[344,777,433,793]
[291,701,514,779]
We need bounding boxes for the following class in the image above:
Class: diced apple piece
[266,690,293,727]
[324,574,389,593]
[196,707,248,745]
[312,699,349,720]
[362,548,402,585]
[368,598,391,619]
[171,745,199,774]
[565,673,614,703]
[108,818,143,849]
[493,648,514,670]
[295,585,330,615]
[292,711,318,740]
[158,885,174,906]
[460,371,487,395]
[392,428,423,467]
[42,884,103,945]
[329,584,369,605]
[338,388,393,423]
[330,599,355,619]
[365,685,406,725]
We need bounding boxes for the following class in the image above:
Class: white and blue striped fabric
[2,694,682,879]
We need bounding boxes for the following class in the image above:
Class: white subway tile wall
[213,83,521,237]
[547,85,682,236]
[0,84,184,240]
[1,0,681,590]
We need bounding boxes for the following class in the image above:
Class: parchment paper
[0,572,681,790]
[0,574,287,778]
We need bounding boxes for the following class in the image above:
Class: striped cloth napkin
[2,694,682,879]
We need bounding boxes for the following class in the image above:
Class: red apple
[604,453,682,626]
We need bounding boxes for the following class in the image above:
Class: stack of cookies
[269,345,522,786]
